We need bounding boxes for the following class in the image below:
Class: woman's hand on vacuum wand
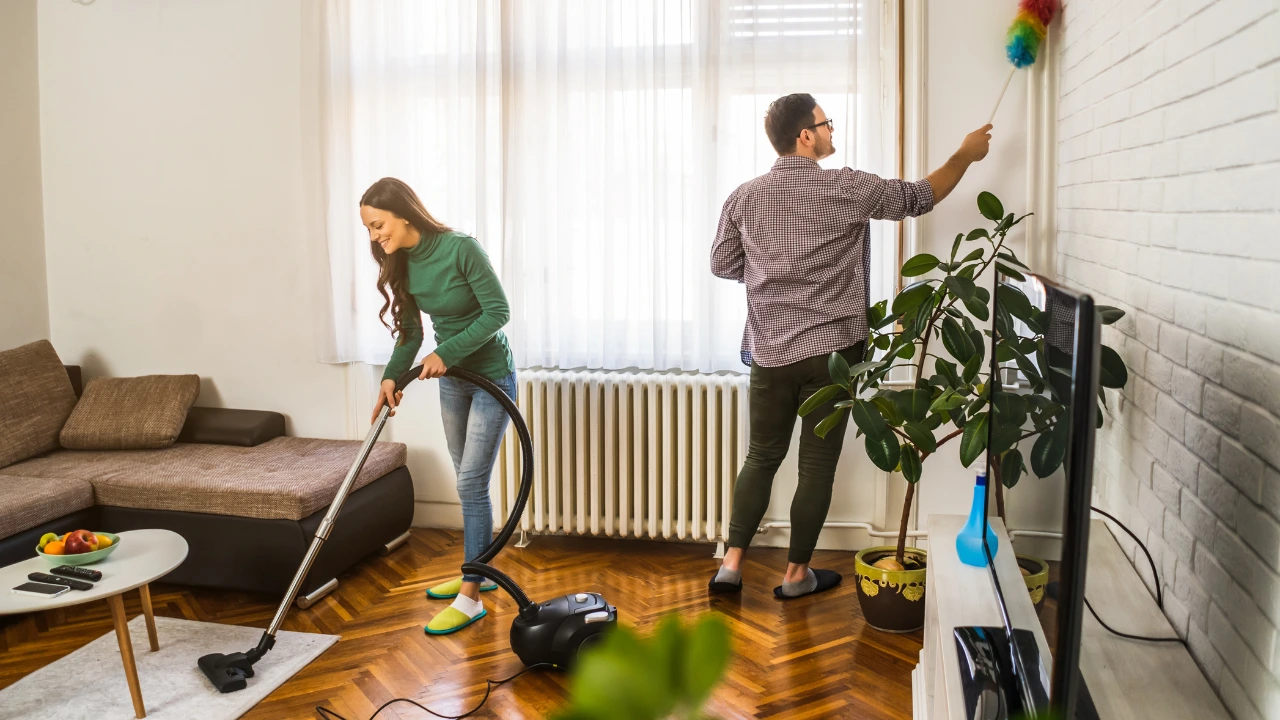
[373,379,402,423]
[418,352,448,380]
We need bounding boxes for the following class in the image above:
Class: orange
[95,534,113,549]
[43,540,66,555]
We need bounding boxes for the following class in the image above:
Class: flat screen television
[957,271,1102,720]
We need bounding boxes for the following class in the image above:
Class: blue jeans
[439,371,517,584]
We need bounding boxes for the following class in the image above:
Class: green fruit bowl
[36,533,121,566]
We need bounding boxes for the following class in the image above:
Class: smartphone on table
[12,581,71,598]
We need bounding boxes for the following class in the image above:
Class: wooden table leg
[138,584,159,652]
[106,593,147,719]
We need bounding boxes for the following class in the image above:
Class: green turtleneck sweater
[381,231,515,384]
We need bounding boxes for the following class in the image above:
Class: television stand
[914,515,1231,719]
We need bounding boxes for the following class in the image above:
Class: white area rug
[0,615,338,720]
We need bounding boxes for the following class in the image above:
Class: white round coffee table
[0,529,188,718]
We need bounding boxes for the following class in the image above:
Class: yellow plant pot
[854,546,928,633]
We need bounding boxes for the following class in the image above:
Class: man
[709,93,991,599]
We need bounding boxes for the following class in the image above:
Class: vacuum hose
[395,366,538,613]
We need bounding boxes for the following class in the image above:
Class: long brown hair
[360,178,450,345]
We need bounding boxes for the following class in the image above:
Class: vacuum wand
[198,402,394,693]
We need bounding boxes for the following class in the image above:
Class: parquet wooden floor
[0,530,922,719]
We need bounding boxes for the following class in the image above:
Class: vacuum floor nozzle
[198,651,254,694]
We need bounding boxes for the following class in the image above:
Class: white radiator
[493,369,750,543]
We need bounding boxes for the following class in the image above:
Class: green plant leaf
[958,263,978,280]
[960,248,985,264]
[951,233,964,262]
[996,251,1029,269]
[978,191,1004,222]
[936,357,962,388]
[962,354,983,384]
[871,395,904,426]
[966,228,989,243]
[875,334,891,350]
[959,412,990,468]
[902,253,942,277]
[996,263,1027,282]
[848,360,882,379]
[897,342,917,360]
[945,275,978,303]
[682,616,732,710]
[815,409,847,439]
[900,445,923,483]
[903,422,938,454]
[929,389,967,413]
[990,421,1024,456]
[997,283,1034,321]
[1001,449,1024,489]
[1099,345,1129,388]
[962,294,990,322]
[798,385,843,417]
[865,432,902,472]
[1031,423,1068,478]
[828,351,851,390]
[850,399,890,439]
[992,391,1027,420]
[997,212,1015,232]
[892,281,936,316]
[896,389,932,423]
[1098,305,1126,325]
[560,623,675,720]
[868,300,887,329]
[996,339,1019,362]
[941,317,976,363]
[911,293,941,339]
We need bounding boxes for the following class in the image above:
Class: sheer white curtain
[316,0,888,373]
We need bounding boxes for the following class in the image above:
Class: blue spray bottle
[956,470,999,567]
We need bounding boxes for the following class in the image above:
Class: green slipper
[426,577,499,599]
[425,606,488,635]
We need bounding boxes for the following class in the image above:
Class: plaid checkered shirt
[712,155,936,367]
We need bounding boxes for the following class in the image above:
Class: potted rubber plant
[798,191,1128,632]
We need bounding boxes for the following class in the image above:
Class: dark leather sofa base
[0,506,101,569]
[99,466,414,597]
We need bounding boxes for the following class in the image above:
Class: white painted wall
[0,0,50,350]
[909,0,1046,539]
[1055,0,1280,717]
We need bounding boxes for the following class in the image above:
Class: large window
[318,0,894,373]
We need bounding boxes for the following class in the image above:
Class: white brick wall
[1056,0,1280,716]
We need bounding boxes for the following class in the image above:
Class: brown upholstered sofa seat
[1,438,407,522]
[0,476,96,539]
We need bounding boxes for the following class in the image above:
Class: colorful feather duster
[989,0,1060,123]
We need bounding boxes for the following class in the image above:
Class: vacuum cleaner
[199,365,618,693]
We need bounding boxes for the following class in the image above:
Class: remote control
[50,565,102,582]
[28,572,94,591]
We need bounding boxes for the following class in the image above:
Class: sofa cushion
[60,375,201,450]
[0,340,79,469]
[0,476,96,539]
[0,437,408,522]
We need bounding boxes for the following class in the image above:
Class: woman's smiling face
[360,205,419,254]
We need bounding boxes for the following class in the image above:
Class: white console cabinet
[914,515,1230,720]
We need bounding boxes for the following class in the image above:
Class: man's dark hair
[764,93,818,155]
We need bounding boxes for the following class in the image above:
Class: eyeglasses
[800,119,834,136]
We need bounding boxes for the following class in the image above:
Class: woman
[362,177,516,636]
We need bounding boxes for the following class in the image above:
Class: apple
[71,529,98,551]
[38,532,58,550]
[64,533,91,554]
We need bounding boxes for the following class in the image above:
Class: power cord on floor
[1082,505,1185,646]
[314,663,554,720]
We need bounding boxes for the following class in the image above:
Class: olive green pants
[726,343,864,565]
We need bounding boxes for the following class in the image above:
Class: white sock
[450,593,484,619]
